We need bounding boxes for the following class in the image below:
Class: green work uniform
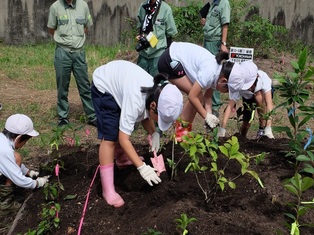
[203,0,230,113]
[137,0,178,77]
[47,0,96,123]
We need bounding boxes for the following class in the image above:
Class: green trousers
[54,46,96,122]
[204,40,222,112]
[137,54,160,77]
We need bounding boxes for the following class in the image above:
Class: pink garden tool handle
[151,151,166,176]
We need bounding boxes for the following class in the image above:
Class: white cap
[241,61,258,90]
[5,114,39,136]
[157,84,183,131]
[228,61,258,92]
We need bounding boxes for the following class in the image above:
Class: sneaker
[87,119,97,127]
[58,119,69,127]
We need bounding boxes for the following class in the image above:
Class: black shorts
[242,97,257,123]
[157,48,186,79]
[242,87,275,123]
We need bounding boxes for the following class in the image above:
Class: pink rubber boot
[100,164,124,208]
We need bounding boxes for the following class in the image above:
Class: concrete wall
[250,0,314,43]
[0,0,312,46]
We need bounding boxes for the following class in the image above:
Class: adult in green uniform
[136,0,178,77]
[201,0,230,117]
[47,0,97,127]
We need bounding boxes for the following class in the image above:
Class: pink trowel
[150,151,166,176]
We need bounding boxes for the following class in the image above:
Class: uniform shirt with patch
[229,70,272,101]
[92,60,154,135]
[169,42,220,89]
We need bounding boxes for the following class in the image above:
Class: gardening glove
[218,127,226,137]
[205,113,220,129]
[137,163,161,186]
[151,132,160,153]
[36,176,50,188]
[264,126,275,139]
[28,170,39,178]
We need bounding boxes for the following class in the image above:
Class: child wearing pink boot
[91,60,183,207]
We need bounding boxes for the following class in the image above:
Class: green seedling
[283,173,314,235]
[142,228,162,235]
[174,213,197,235]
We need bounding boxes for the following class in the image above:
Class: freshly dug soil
[2,135,314,235]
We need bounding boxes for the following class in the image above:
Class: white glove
[36,176,50,188]
[205,113,220,129]
[137,163,161,186]
[28,170,39,178]
[264,126,274,139]
[218,128,226,137]
[151,132,160,153]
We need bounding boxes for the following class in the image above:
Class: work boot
[175,119,192,142]
[0,185,22,216]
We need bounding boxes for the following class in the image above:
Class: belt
[57,45,83,53]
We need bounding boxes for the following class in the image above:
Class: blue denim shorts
[91,83,121,141]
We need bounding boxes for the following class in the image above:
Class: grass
[0,42,124,159]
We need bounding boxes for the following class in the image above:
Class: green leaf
[297,47,307,71]
[63,194,77,200]
[301,177,314,192]
[284,184,298,196]
[219,145,229,157]
[228,181,236,189]
[296,155,311,161]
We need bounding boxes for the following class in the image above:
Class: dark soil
[2,135,314,235]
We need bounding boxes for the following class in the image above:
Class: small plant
[36,202,61,235]
[142,228,162,235]
[174,213,197,235]
[283,173,314,235]
[181,133,264,203]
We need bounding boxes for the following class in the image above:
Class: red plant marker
[85,128,90,136]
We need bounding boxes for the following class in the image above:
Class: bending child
[91,60,183,207]
[218,61,275,139]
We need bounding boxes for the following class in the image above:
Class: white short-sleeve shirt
[92,60,154,135]
[229,70,272,101]
[169,42,220,89]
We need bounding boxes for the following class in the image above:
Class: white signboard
[229,47,254,63]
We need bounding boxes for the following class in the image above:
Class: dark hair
[2,128,32,143]
[141,73,169,110]
[215,51,234,80]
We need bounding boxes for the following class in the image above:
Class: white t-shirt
[92,60,153,135]
[229,70,272,101]
[169,42,220,89]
